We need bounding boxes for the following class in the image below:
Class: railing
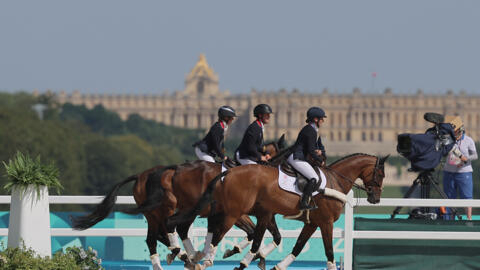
[1,194,480,270]
[343,192,480,270]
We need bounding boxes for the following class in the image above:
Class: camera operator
[443,116,478,220]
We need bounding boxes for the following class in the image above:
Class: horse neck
[329,156,374,193]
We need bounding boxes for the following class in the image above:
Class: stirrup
[300,197,317,210]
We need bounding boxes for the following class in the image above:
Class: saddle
[222,157,240,169]
[280,160,323,193]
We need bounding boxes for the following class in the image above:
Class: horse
[72,136,290,270]
[169,153,389,270]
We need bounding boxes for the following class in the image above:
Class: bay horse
[72,136,289,270]
[169,153,388,270]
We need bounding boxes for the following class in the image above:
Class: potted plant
[3,151,62,257]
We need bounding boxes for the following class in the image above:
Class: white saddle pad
[278,165,327,196]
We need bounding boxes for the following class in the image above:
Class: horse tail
[71,174,138,230]
[122,165,177,214]
[168,170,228,227]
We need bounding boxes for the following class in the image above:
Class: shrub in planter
[3,151,63,256]
[3,151,62,196]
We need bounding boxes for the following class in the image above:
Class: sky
[0,0,479,95]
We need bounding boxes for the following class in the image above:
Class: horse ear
[379,155,390,165]
[277,134,286,149]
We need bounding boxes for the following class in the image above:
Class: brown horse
[169,153,388,270]
[72,136,289,270]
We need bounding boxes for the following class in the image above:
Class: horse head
[264,134,287,157]
[360,155,389,204]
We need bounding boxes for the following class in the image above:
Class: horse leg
[318,221,336,270]
[272,223,317,270]
[224,215,255,259]
[256,215,281,270]
[176,218,203,268]
[235,211,271,270]
[201,214,238,269]
[145,214,164,270]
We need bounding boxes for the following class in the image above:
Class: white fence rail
[1,194,480,270]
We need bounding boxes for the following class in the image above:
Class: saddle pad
[278,165,327,196]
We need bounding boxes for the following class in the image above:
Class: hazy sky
[1,1,479,95]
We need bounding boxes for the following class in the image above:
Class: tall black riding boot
[300,178,317,210]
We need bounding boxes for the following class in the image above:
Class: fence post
[343,190,354,270]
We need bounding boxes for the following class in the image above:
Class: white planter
[8,185,51,257]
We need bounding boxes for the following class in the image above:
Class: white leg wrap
[182,238,196,259]
[150,254,163,270]
[168,232,181,250]
[202,244,217,267]
[240,251,256,267]
[275,254,296,270]
[202,232,213,254]
[259,241,278,258]
[234,237,252,251]
[327,260,336,270]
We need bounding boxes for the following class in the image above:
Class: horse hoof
[194,263,203,270]
[166,253,175,265]
[152,264,163,270]
[258,258,266,270]
[252,253,260,261]
[223,246,240,258]
[179,253,189,263]
[192,251,205,263]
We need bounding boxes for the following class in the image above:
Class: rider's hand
[265,154,271,160]
[224,156,228,160]
[315,149,322,155]
[260,155,268,162]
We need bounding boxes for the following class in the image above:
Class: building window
[197,114,202,128]
[362,132,366,141]
[370,132,374,141]
[346,131,351,141]
[330,131,334,141]
[330,113,335,127]
[379,112,383,126]
[197,81,205,94]
[362,112,367,125]
[371,112,375,127]
[339,113,343,126]
[338,131,342,141]
[378,132,383,142]
[287,111,292,126]
[211,114,215,125]
[183,114,188,127]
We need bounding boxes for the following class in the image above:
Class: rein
[323,156,382,194]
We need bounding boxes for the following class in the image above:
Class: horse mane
[328,153,377,167]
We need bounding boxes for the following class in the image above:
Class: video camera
[397,112,456,171]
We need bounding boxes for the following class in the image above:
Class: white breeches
[236,151,258,165]
[195,147,216,162]
[287,154,319,181]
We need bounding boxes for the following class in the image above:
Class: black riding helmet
[306,107,327,122]
[253,104,273,117]
[218,105,236,119]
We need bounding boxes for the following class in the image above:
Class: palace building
[53,54,480,156]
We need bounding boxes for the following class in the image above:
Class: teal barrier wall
[2,212,474,263]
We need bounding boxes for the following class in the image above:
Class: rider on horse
[288,106,327,210]
[235,104,273,165]
[193,105,236,162]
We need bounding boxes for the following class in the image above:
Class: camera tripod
[390,169,462,220]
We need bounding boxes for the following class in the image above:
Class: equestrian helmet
[253,104,273,117]
[218,105,236,118]
[306,107,327,121]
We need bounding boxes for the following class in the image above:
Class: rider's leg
[287,155,320,210]
[236,151,258,165]
[195,147,216,162]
